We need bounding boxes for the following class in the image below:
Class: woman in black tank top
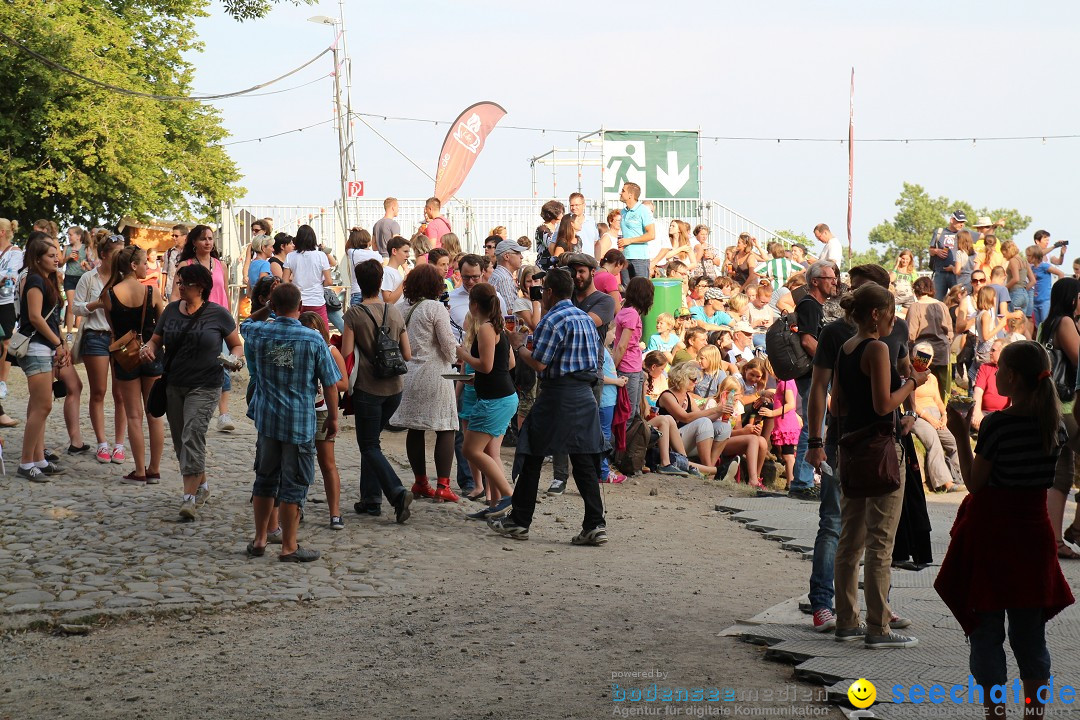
[456,283,519,518]
[102,245,166,484]
[830,283,928,648]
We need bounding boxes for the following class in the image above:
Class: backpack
[357,303,408,379]
[765,312,813,380]
[612,415,653,476]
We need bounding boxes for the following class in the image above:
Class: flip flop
[1057,542,1080,560]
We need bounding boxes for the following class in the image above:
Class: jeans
[969,608,1051,688]
[455,425,474,491]
[353,389,406,509]
[808,443,840,612]
[1009,286,1029,314]
[511,452,605,532]
[327,307,344,333]
[932,270,956,301]
[627,258,650,280]
[599,404,615,478]
[791,375,815,490]
[1035,300,1051,327]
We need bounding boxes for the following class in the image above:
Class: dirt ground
[0,429,840,720]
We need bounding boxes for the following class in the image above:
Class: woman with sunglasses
[145,263,243,521]
[74,233,128,463]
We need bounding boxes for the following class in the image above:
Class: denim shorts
[80,330,112,357]
[252,434,315,506]
[464,393,519,437]
[21,354,53,376]
[113,356,164,382]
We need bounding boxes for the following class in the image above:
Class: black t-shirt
[814,317,910,446]
[154,301,236,388]
[572,289,616,342]
[472,332,515,400]
[20,274,61,349]
[794,294,825,379]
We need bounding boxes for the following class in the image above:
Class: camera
[438,291,450,305]
[529,286,543,302]
[1053,240,1068,250]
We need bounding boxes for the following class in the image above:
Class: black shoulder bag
[147,306,204,418]
[357,303,408,378]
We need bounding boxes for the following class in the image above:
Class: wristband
[903,410,917,419]
[807,437,824,450]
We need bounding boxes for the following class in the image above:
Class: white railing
[220,198,780,259]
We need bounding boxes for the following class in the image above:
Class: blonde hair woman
[694,345,726,398]
[440,232,462,258]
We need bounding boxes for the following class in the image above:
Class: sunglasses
[971,278,986,283]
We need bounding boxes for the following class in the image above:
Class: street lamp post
[309,8,355,252]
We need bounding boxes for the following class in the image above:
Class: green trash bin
[642,278,684,340]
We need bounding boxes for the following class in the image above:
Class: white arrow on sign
[655,151,690,196]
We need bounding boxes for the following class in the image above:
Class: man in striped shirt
[756,242,798,287]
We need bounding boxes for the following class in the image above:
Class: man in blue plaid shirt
[241,283,342,562]
[488,268,608,546]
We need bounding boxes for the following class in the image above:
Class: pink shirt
[614,307,643,372]
[595,270,620,300]
[424,217,451,247]
[185,257,229,309]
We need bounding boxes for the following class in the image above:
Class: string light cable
[0,29,332,101]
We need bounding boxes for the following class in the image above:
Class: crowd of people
[1,192,1076,712]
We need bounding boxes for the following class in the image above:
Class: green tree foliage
[221,0,313,22]
[0,1,247,226]
[867,183,1031,269]
[773,229,811,248]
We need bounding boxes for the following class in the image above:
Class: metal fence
[219,198,780,259]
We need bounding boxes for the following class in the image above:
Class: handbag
[69,329,86,365]
[8,300,58,361]
[324,287,342,312]
[108,288,150,373]
[833,344,901,499]
[1042,317,1076,402]
[148,305,203,418]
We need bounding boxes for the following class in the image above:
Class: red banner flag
[433,101,507,203]
[847,68,854,264]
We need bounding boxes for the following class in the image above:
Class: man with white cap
[490,238,534,328]
[929,209,966,300]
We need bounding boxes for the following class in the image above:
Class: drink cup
[504,315,517,333]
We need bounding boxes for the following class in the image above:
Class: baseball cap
[494,239,523,257]
[704,288,726,302]
[731,320,755,334]
[558,252,598,270]
[674,306,693,318]
[950,209,968,224]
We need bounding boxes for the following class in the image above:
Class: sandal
[1057,541,1080,560]
[466,490,487,502]
[120,471,146,485]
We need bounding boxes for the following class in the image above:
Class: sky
[192,0,1080,250]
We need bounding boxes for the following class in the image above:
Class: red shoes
[433,485,460,503]
[411,478,436,499]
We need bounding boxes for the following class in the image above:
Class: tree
[774,229,811,248]
[0,1,251,227]
[221,0,313,22]
[867,183,1031,270]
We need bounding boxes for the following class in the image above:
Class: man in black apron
[489,269,607,546]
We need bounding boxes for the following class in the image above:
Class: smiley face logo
[848,678,876,709]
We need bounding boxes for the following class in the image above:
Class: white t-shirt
[381,265,403,296]
[344,248,382,295]
[0,246,25,306]
[284,250,330,306]
[447,285,505,343]
[820,238,843,267]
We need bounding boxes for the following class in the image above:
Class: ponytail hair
[104,245,144,294]
[0,218,18,240]
[468,282,503,335]
[999,340,1062,454]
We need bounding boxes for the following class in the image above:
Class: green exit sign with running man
[602,130,700,200]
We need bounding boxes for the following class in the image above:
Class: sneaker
[411,479,436,499]
[279,546,320,563]
[812,608,837,633]
[194,486,210,508]
[721,457,741,483]
[656,464,688,476]
[486,495,514,518]
[865,632,919,649]
[466,506,495,520]
[329,516,345,530]
[889,612,913,629]
[67,444,92,455]
[145,473,160,485]
[44,449,60,463]
[217,414,235,433]
[352,502,381,517]
[40,462,64,476]
[96,446,112,463]
[433,485,460,503]
[110,446,126,464]
[266,527,283,544]
[16,466,48,483]
[788,485,820,501]
[571,526,608,546]
[178,498,197,521]
[687,467,704,479]
[394,489,414,524]
[606,471,627,484]
[834,625,866,643]
[546,479,566,495]
[488,514,529,540]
